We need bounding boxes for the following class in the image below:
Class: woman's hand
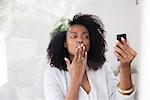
[114,37,137,91]
[64,43,87,84]
[64,44,87,100]
[114,37,137,67]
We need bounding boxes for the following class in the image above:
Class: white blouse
[44,62,135,100]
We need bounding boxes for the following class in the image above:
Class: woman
[44,13,137,100]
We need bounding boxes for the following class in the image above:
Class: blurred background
[0,0,141,100]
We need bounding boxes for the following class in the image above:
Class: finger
[64,57,71,70]
[114,51,129,62]
[115,39,137,58]
[116,40,128,51]
[114,51,123,61]
[114,46,127,58]
[78,45,83,62]
[73,46,80,62]
[120,38,136,55]
[84,52,88,64]
[82,52,88,70]
[125,45,137,56]
[124,48,135,59]
[114,44,135,62]
[124,47,137,61]
[82,44,86,60]
[121,37,128,45]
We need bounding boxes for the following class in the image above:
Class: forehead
[68,25,88,33]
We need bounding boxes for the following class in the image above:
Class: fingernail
[77,46,80,49]
[85,52,87,55]
[83,46,85,49]
[81,43,84,46]
[121,37,125,41]
[64,57,68,61]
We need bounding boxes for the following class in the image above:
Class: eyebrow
[68,32,89,35]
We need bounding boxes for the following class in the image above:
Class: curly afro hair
[47,13,107,71]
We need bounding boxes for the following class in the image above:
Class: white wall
[138,0,150,99]
[0,0,141,100]
[0,32,8,87]
[74,0,140,69]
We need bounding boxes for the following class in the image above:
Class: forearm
[119,63,133,90]
[65,80,81,100]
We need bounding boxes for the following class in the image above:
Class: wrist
[70,78,82,86]
[117,83,135,95]
[66,80,81,100]
[70,73,84,85]
[120,63,131,69]
[119,63,132,77]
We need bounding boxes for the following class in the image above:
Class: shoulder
[44,64,67,99]
[44,64,66,82]
[45,65,62,74]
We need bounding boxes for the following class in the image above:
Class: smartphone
[116,34,127,61]
[117,34,127,43]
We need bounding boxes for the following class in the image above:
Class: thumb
[64,57,71,70]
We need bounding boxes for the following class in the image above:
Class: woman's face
[65,24,90,58]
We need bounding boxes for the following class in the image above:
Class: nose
[76,36,83,44]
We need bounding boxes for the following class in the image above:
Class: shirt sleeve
[44,67,64,100]
[105,63,136,100]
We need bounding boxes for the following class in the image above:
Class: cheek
[85,40,90,52]
[66,41,76,54]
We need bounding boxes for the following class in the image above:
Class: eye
[83,35,89,39]
[69,34,77,39]
[71,36,77,38]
